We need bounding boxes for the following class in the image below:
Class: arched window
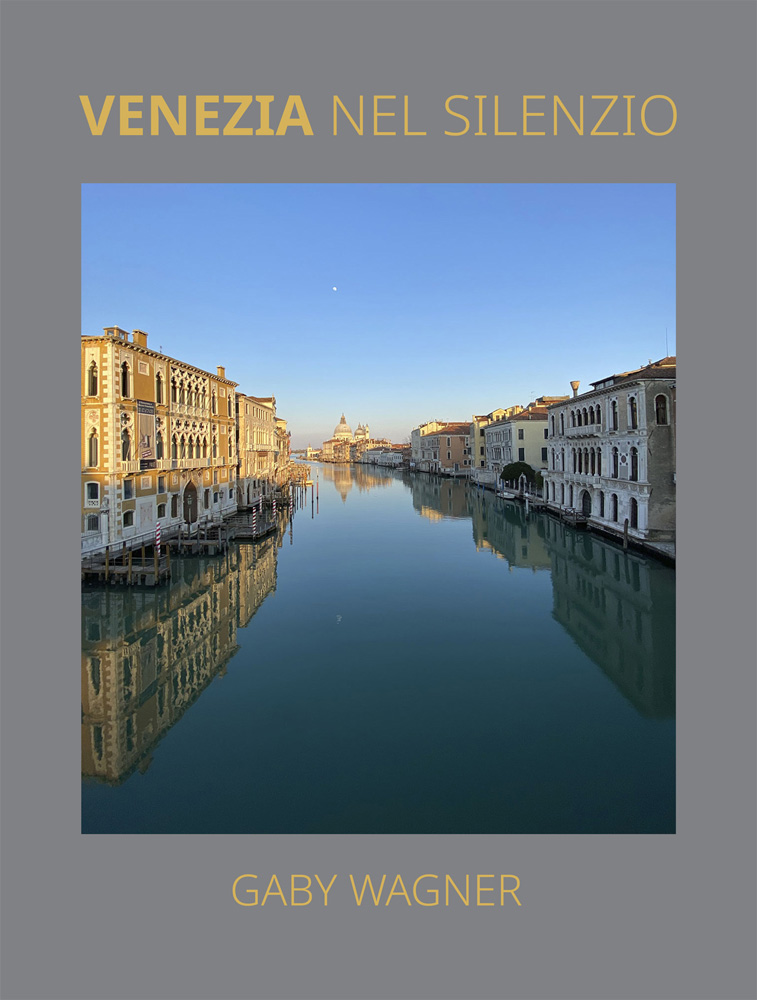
[629,396,638,429]
[86,513,99,532]
[121,429,131,461]
[212,391,217,415]
[550,415,555,436]
[576,410,582,426]
[179,381,185,405]
[171,378,177,403]
[560,413,565,434]
[202,437,208,458]
[87,361,98,396]
[171,435,178,460]
[551,449,555,470]
[123,510,134,527]
[655,394,669,424]
[611,400,618,430]
[121,362,131,398]
[180,435,186,459]
[610,493,618,521]
[582,408,588,425]
[589,406,595,424]
[156,372,164,404]
[156,432,164,460]
[596,449,602,476]
[578,450,583,473]
[630,497,639,528]
[630,447,639,481]
[612,447,619,478]
[561,483,565,504]
[599,491,605,517]
[88,431,98,467]
[570,410,575,427]
[212,437,218,459]
[572,449,577,473]
[590,448,596,475]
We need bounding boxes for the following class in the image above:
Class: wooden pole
[141,543,146,567]
[104,546,109,582]
[154,547,159,581]
[127,548,133,585]
[623,518,629,549]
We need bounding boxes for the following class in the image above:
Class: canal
[82,464,675,834]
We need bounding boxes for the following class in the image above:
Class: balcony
[563,424,603,439]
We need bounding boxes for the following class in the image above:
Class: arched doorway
[183,481,198,524]
[580,489,592,516]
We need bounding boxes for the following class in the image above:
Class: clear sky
[82,183,675,448]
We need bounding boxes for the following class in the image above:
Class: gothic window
[630,447,639,481]
[212,437,218,459]
[570,410,575,427]
[582,408,588,425]
[610,493,618,521]
[596,449,602,476]
[88,431,98,467]
[590,449,596,475]
[179,381,185,405]
[202,437,208,458]
[121,428,131,461]
[655,394,669,425]
[560,412,565,434]
[87,361,98,396]
[629,396,638,429]
[156,372,164,404]
[612,447,619,478]
[171,378,177,403]
[180,435,186,459]
[550,415,555,436]
[156,432,164,460]
[576,410,582,426]
[212,391,217,415]
[599,491,605,517]
[171,435,178,460]
[630,497,639,528]
[589,406,595,424]
[121,361,131,398]
[611,400,618,430]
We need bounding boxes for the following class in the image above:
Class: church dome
[333,414,353,440]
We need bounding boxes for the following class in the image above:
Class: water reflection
[319,461,396,501]
[82,535,278,784]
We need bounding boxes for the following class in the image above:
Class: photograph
[80,182,676,835]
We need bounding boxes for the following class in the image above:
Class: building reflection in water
[318,461,396,502]
[82,535,279,785]
[420,482,674,720]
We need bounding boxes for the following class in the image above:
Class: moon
[332,286,337,291]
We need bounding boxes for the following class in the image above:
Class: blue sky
[82,183,675,448]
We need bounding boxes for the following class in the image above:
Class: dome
[333,413,353,440]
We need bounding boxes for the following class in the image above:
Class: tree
[499,461,538,485]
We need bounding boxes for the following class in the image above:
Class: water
[82,464,675,834]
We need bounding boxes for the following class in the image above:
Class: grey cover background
[0,2,755,998]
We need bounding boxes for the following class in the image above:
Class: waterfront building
[484,397,569,480]
[417,422,472,475]
[235,393,277,505]
[543,357,676,557]
[81,326,237,557]
[469,409,507,479]
[322,413,354,462]
[410,420,445,469]
[274,417,291,485]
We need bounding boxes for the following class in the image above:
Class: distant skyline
[82,183,676,448]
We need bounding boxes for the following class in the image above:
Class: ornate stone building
[543,357,676,556]
[81,326,238,557]
[235,393,277,505]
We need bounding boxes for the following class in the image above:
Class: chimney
[570,380,580,397]
[132,329,148,348]
[217,365,226,379]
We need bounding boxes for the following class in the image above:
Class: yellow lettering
[385,874,412,905]
[349,874,387,906]
[290,874,313,906]
[404,95,426,136]
[444,95,470,136]
[333,95,364,135]
[119,95,143,136]
[494,95,517,136]
[79,95,115,135]
[150,96,186,136]
[623,95,636,136]
[256,96,275,136]
[223,96,254,136]
[445,874,470,905]
[314,874,338,906]
[373,95,396,136]
[591,95,619,136]
[261,874,287,905]
[276,95,313,135]
[196,95,219,136]
[641,95,677,136]
[477,874,495,905]
[474,95,487,136]
[413,874,439,906]
[523,95,546,136]
[553,95,584,135]
[501,874,522,906]
[232,874,258,906]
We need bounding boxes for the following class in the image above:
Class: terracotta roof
[590,356,676,388]
[437,423,472,435]
[511,407,548,421]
